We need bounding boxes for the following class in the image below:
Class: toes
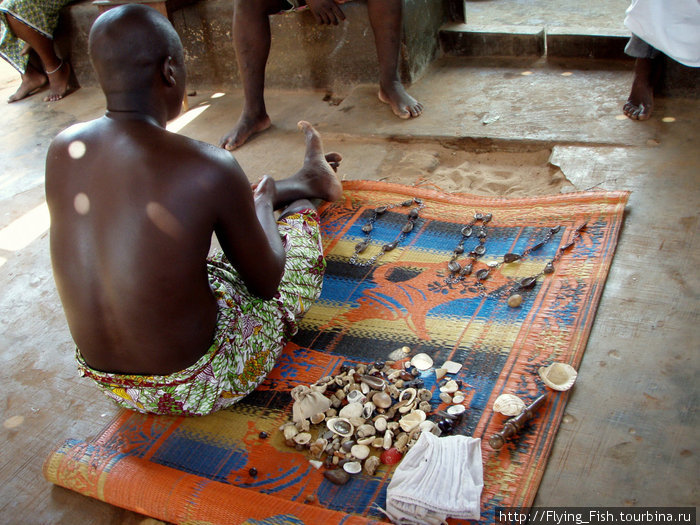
[299,120,323,150]
[325,152,343,164]
[395,106,411,119]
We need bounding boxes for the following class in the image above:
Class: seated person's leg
[367,0,423,119]
[219,0,288,150]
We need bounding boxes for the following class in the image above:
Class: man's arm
[212,156,286,300]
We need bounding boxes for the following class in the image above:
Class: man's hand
[306,0,345,25]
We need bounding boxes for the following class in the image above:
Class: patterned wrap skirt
[76,210,326,416]
[0,0,73,73]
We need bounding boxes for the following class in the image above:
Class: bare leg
[219,0,285,150]
[623,57,655,121]
[367,0,422,119]
[4,13,75,102]
[267,121,343,212]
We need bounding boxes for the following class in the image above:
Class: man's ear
[161,56,177,86]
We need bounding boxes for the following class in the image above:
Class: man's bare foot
[8,66,47,103]
[623,58,653,121]
[43,61,77,102]
[297,120,343,202]
[219,112,272,151]
[378,81,423,119]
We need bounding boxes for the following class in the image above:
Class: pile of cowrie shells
[279,348,469,485]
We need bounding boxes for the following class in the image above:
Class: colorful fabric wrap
[0,0,73,73]
[76,210,326,417]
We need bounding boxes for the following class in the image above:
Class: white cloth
[384,432,483,524]
[624,0,700,67]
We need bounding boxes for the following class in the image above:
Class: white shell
[282,423,298,441]
[374,416,388,432]
[442,360,463,374]
[539,362,578,391]
[399,387,417,405]
[435,368,447,381]
[373,391,392,409]
[493,393,526,416]
[447,404,466,415]
[383,429,394,449]
[343,461,362,474]
[452,393,466,404]
[351,444,371,460]
[346,390,366,404]
[399,410,426,432]
[339,401,363,419]
[309,459,323,469]
[293,432,312,445]
[362,401,376,419]
[411,353,434,371]
[439,380,459,393]
[326,417,354,437]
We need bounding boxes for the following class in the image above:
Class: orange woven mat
[44,181,628,523]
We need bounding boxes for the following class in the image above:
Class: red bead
[380,448,403,465]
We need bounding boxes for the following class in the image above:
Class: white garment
[624,0,700,67]
[385,432,483,524]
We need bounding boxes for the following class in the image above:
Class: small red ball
[380,448,403,465]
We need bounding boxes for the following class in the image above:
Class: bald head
[89,4,184,94]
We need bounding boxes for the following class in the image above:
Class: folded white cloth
[624,0,700,67]
[384,432,483,524]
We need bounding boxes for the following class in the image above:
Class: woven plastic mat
[44,181,628,524]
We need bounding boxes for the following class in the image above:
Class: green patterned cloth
[76,210,327,416]
[0,0,73,73]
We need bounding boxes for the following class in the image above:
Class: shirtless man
[45,4,342,416]
[219,0,423,151]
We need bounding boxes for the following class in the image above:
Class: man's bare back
[46,5,341,380]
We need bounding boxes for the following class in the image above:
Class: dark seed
[382,241,398,252]
[414,198,423,205]
[249,467,258,477]
[402,222,414,233]
[402,200,414,206]
[531,241,545,252]
[476,268,490,280]
[544,262,555,274]
[476,228,487,239]
[550,225,561,234]
[482,213,493,224]
[304,494,316,504]
[259,431,268,439]
[361,223,373,233]
[503,253,521,263]
[408,208,420,219]
[474,245,486,256]
[355,241,368,253]
[448,260,462,273]
[520,276,537,289]
[323,469,350,485]
[375,206,387,214]
[438,419,454,433]
[460,263,473,276]
[453,244,464,255]
[560,241,575,252]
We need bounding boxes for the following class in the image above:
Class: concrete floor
[1,3,699,523]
